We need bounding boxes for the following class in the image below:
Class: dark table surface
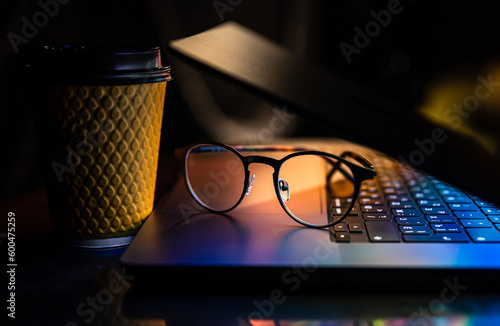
[2,155,500,326]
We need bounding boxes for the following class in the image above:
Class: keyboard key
[466,228,500,242]
[407,180,424,187]
[395,216,427,225]
[488,215,500,223]
[414,189,436,196]
[448,203,477,211]
[444,196,473,204]
[360,193,382,200]
[383,187,405,195]
[410,186,432,193]
[431,181,447,188]
[389,201,416,209]
[347,207,360,216]
[403,233,469,242]
[481,208,500,215]
[431,223,463,232]
[425,215,457,223]
[359,190,382,197]
[393,209,422,217]
[439,189,465,196]
[386,194,412,202]
[361,205,389,213]
[359,198,384,205]
[474,200,496,207]
[413,193,438,201]
[348,223,364,232]
[331,207,343,216]
[418,200,444,207]
[360,185,379,192]
[421,207,451,215]
[331,198,353,207]
[382,181,403,188]
[333,223,347,232]
[363,213,392,221]
[331,206,360,216]
[399,225,432,235]
[335,232,351,242]
[365,221,400,242]
[378,175,393,183]
[454,211,486,219]
[460,219,493,228]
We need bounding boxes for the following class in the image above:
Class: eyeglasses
[178,141,376,228]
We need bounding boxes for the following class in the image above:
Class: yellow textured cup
[29,45,171,247]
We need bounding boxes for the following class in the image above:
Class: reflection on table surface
[13,231,500,326]
[122,283,500,326]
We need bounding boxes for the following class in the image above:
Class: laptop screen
[167,22,500,206]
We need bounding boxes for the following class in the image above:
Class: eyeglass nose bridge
[242,155,285,201]
[244,155,280,167]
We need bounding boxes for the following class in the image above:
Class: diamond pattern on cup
[38,82,166,238]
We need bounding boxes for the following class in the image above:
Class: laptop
[120,22,500,287]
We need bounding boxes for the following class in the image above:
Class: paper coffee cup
[29,45,172,248]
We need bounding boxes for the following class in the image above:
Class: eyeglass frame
[178,141,377,229]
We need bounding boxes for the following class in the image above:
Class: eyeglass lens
[278,154,355,226]
[185,144,246,211]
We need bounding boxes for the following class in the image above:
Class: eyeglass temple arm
[341,151,376,169]
[325,151,376,182]
[325,157,354,183]
[233,145,310,152]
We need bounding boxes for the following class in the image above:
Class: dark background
[2,0,500,204]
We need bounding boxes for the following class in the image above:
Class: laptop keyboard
[329,153,500,243]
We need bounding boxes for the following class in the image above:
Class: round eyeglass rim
[184,142,250,214]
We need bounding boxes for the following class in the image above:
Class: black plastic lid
[29,45,172,85]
